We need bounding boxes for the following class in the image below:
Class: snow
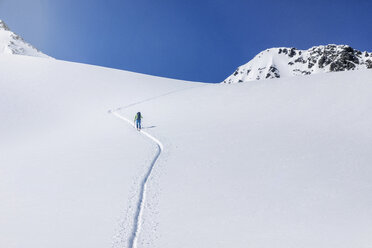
[0,54,196,248]
[118,71,372,248]
[1,53,372,248]
[113,111,163,248]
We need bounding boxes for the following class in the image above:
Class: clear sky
[0,0,371,82]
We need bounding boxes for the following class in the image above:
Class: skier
[134,112,143,130]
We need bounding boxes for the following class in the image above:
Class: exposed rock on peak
[223,45,371,83]
[0,20,10,31]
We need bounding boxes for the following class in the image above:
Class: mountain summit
[0,20,50,58]
[223,45,372,83]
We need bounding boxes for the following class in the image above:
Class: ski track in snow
[110,85,205,247]
[113,111,163,248]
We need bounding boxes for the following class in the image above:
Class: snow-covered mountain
[0,20,50,58]
[223,45,372,83]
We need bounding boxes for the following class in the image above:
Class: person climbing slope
[134,112,143,130]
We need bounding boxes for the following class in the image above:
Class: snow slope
[224,45,372,83]
[0,54,197,248]
[0,20,50,58]
[117,70,372,248]
[1,54,372,248]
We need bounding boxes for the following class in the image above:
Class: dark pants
[136,119,141,129]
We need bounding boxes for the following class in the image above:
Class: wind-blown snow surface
[1,55,372,248]
[0,55,196,248]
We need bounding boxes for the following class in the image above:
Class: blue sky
[0,0,371,82]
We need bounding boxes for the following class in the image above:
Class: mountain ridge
[223,45,372,83]
[0,20,50,58]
